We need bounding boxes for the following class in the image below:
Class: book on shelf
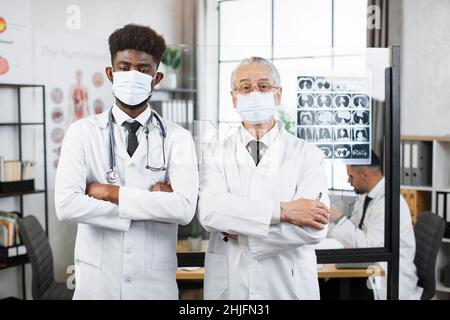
[0,211,21,247]
[0,157,36,182]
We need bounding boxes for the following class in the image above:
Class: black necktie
[247,140,265,166]
[123,121,141,157]
[359,196,372,229]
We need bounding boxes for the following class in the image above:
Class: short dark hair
[350,150,383,172]
[108,24,166,64]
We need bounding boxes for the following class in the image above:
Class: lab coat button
[124,276,131,283]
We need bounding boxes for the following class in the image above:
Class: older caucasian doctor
[54,24,198,299]
[198,57,330,300]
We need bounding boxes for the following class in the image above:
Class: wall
[0,0,194,299]
[400,0,450,136]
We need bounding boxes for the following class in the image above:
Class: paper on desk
[177,267,201,271]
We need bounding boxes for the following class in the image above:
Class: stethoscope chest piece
[106,168,119,184]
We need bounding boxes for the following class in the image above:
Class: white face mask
[111,70,154,107]
[236,92,276,124]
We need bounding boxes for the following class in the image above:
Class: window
[218,0,368,190]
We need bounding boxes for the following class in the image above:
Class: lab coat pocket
[292,260,320,300]
[74,224,104,268]
[151,222,178,269]
[204,252,227,300]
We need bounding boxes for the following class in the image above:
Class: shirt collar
[112,103,152,127]
[368,177,385,199]
[239,120,281,148]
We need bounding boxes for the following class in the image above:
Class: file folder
[411,141,432,186]
[403,141,412,185]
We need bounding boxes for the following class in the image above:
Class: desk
[176,264,384,281]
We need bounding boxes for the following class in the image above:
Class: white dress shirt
[330,178,423,300]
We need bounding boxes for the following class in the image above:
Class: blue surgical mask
[236,92,276,124]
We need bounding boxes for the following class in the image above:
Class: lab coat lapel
[254,127,284,176]
[94,108,130,161]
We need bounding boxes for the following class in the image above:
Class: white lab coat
[198,123,330,300]
[54,107,198,299]
[330,178,423,300]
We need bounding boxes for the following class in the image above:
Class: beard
[117,97,150,110]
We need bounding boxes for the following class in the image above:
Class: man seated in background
[328,152,423,300]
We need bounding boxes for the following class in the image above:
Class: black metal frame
[0,83,48,300]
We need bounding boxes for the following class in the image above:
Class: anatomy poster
[0,0,33,83]
[34,30,113,183]
[296,74,372,165]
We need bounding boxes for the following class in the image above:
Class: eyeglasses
[234,81,279,95]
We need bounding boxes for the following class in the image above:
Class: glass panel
[219,0,272,61]
[334,0,368,48]
[273,0,332,58]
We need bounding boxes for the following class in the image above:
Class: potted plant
[160,47,182,89]
[187,219,202,251]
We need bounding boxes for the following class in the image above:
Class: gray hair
[230,56,281,89]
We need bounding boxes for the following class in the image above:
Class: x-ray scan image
[335,127,352,142]
[352,144,370,158]
[315,77,332,91]
[316,111,334,125]
[298,93,315,108]
[334,145,352,158]
[316,128,333,142]
[334,110,352,124]
[298,127,315,142]
[296,74,372,164]
[298,77,314,91]
[353,110,370,125]
[352,94,370,108]
[298,111,315,125]
[333,94,351,108]
[317,94,333,108]
[353,127,369,142]
[319,145,333,159]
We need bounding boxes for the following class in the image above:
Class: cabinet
[0,83,48,299]
[401,135,450,297]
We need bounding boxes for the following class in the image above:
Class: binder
[411,141,432,186]
[400,141,404,185]
[445,193,450,238]
[437,192,446,218]
[403,141,412,185]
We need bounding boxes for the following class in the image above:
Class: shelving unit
[0,83,48,299]
[400,135,450,296]
[152,87,197,133]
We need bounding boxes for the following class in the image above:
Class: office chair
[414,211,446,300]
[18,215,73,300]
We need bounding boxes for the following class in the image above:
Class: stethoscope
[106,107,167,184]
